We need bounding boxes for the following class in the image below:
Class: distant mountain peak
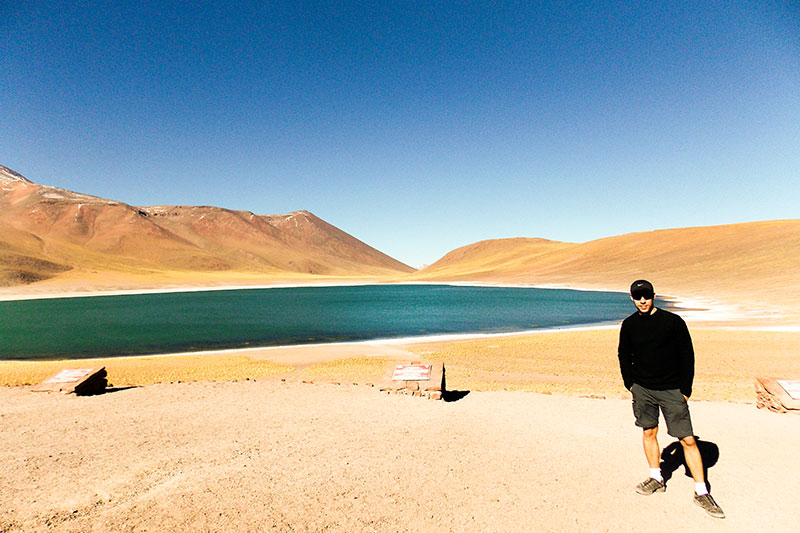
[0,165,33,183]
[0,167,414,287]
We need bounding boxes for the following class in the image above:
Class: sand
[2,381,800,532]
[2,328,800,532]
[3,281,800,531]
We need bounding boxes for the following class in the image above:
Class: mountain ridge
[3,165,798,321]
[0,166,414,287]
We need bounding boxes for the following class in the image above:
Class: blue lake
[0,284,663,360]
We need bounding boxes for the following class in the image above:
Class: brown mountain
[0,165,414,288]
[409,220,800,315]
[4,164,798,320]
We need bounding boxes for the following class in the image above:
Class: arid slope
[0,165,413,288]
[409,220,800,316]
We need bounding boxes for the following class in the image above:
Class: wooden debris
[755,377,800,414]
[32,367,108,395]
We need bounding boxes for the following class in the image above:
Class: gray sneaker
[635,477,666,495]
[694,493,725,519]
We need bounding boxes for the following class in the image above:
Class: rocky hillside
[0,165,413,287]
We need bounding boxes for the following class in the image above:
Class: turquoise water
[0,284,661,360]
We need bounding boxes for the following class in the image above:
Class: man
[618,280,725,519]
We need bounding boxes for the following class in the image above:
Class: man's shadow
[660,437,720,491]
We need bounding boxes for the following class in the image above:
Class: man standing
[618,280,725,519]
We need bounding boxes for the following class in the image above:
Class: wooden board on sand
[32,367,108,395]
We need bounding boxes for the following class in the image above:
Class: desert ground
[3,380,800,532]
[2,280,800,531]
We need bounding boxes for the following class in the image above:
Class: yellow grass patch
[409,329,623,395]
[3,329,797,401]
[405,328,800,400]
[0,354,293,387]
[298,357,388,383]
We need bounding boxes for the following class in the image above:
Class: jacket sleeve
[618,321,634,391]
[677,318,695,398]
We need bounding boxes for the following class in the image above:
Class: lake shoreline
[2,280,798,394]
[0,284,641,361]
[4,326,800,403]
[0,277,749,322]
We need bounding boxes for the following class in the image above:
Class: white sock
[695,482,708,496]
[649,468,663,482]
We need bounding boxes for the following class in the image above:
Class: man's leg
[680,435,705,485]
[632,385,666,494]
[643,427,661,469]
[635,426,667,494]
[683,435,726,518]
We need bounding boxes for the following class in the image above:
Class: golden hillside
[409,220,800,315]
[0,166,413,288]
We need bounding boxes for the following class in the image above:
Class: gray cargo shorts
[631,383,694,439]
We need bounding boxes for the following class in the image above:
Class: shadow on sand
[76,386,138,396]
[443,390,470,402]
[661,437,720,491]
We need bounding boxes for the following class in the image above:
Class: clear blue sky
[2,1,798,268]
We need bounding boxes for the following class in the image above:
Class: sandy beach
[2,281,800,531]
[2,381,800,532]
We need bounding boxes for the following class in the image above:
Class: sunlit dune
[407,220,800,321]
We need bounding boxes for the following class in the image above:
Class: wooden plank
[32,367,108,395]
[777,380,800,400]
[755,377,800,412]
[392,364,432,381]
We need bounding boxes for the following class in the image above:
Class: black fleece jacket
[617,308,695,398]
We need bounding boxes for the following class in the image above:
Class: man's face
[631,292,655,314]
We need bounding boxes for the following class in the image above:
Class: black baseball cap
[630,280,654,299]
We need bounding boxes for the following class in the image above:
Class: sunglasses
[631,292,654,300]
